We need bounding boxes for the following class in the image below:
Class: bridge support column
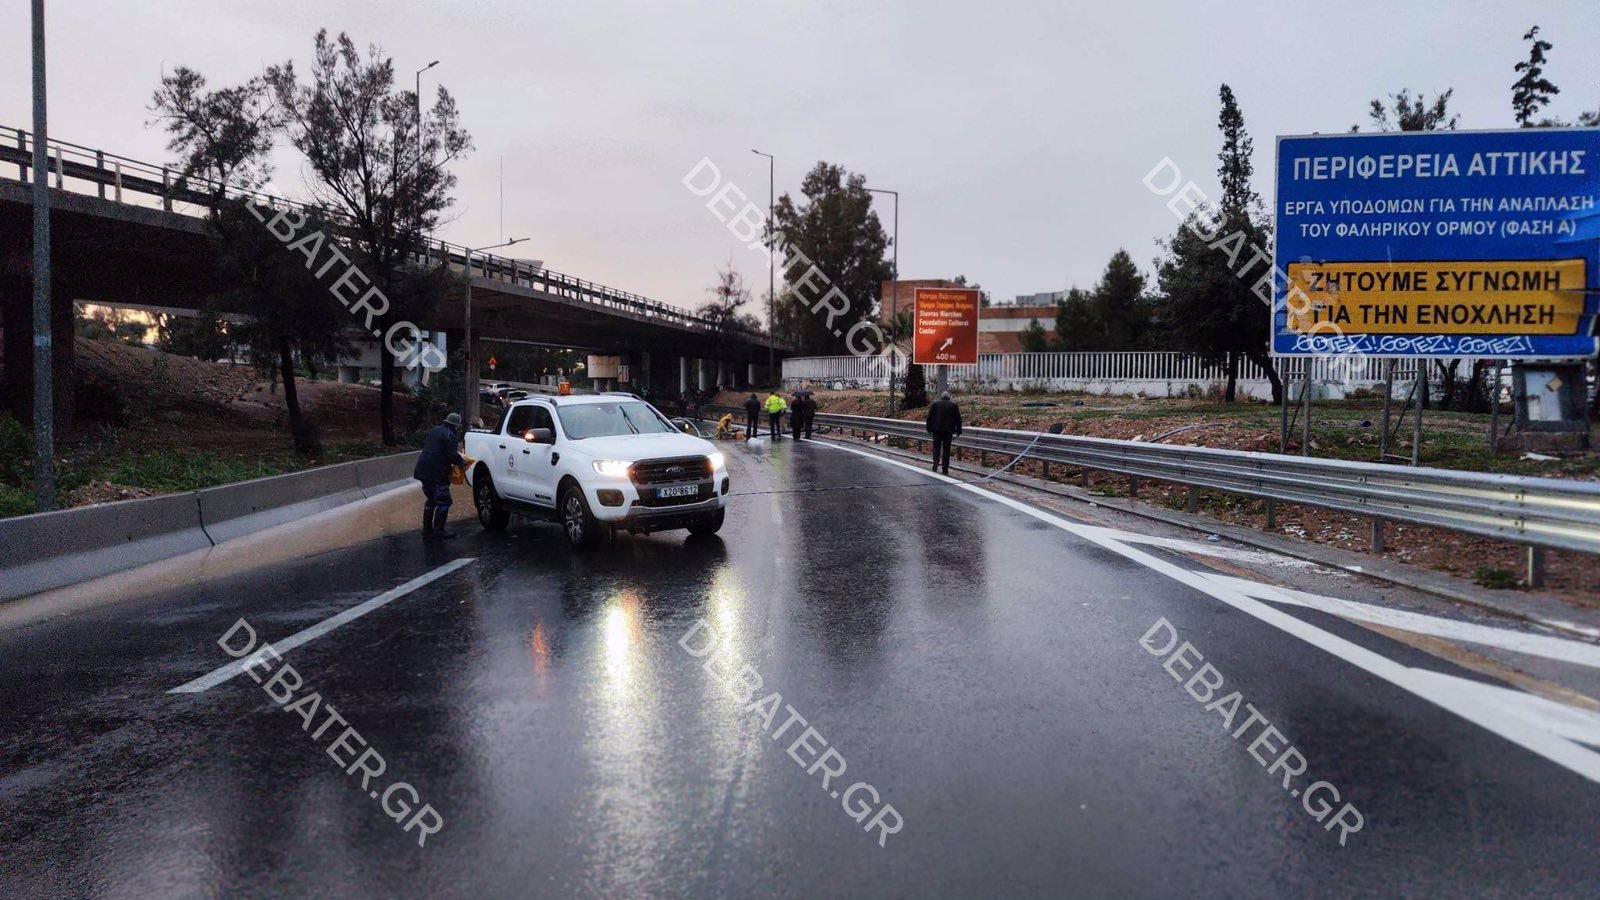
[748,362,756,389]
[679,357,689,393]
[1,216,75,430]
[337,366,360,384]
[697,359,707,392]
[715,360,726,391]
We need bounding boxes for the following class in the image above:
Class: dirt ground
[717,388,1600,607]
[11,339,412,509]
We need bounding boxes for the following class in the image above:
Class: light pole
[463,237,526,423]
[751,149,774,383]
[31,0,54,511]
[866,187,898,415]
[415,61,439,170]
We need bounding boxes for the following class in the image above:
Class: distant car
[479,390,499,406]
[488,382,512,395]
[504,390,529,402]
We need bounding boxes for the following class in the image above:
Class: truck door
[517,404,559,509]
[498,405,538,502]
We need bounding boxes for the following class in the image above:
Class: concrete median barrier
[196,461,369,545]
[0,451,421,601]
[357,451,421,497]
[0,492,210,601]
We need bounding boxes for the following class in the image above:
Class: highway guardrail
[808,412,1600,585]
[0,452,420,601]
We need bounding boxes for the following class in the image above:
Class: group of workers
[742,390,816,440]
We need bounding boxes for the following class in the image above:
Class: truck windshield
[557,402,675,440]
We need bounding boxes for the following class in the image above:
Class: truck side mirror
[524,427,555,444]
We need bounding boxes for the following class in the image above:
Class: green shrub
[0,483,34,518]
[0,415,29,487]
[1472,567,1519,590]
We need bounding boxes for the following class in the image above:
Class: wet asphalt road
[3,436,1600,898]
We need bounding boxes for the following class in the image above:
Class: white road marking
[1199,572,1600,671]
[168,558,475,694]
[818,440,1600,783]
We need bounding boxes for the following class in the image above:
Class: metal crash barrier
[810,412,1600,587]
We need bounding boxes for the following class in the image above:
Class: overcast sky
[4,1,1598,315]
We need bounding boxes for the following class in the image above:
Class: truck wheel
[687,507,725,536]
[474,471,510,531]
[560,485,602,549]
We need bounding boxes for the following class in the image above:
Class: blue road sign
[1273,128,1600,358]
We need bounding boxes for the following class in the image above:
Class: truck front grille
[631,456,711,486]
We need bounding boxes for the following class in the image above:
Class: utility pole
[866,187,898,415]
[752,149,774,383]
[31,0,55,512]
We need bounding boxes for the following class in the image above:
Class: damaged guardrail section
[0,452,420,601]
[813,412,1600,578]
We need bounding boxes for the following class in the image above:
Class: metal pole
[1300,357,1312,457]
[767,154,774,379]
[31,0,55,511]
[1489,361,1502,451]
[1278,359,1289,453]
[1412,358,1424,466]
[463,248,474,424]
[1379,359,1395,459]
[890,194,898,415]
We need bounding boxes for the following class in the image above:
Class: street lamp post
[751,149,774,383]
[463,237,527,424]
[415,60,439,169]
[866,187,898,415]
[31,0,54,511]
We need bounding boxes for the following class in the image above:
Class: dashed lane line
[168,558,476,694]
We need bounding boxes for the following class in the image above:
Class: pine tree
[1019,318,1050,352]
[1151,84,1282,403]
[1512,26,1560,126]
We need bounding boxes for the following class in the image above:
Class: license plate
[656,484,699,499]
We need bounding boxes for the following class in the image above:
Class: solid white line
[168,557,476,694]
[817,439,1600,783]
[1199,572,1600,671]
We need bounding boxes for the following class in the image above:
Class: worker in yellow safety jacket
[763,391,788,439]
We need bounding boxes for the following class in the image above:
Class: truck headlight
[706,451,726,471]
[592,460,633,478]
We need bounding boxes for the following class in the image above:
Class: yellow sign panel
[1284,259,1586,335]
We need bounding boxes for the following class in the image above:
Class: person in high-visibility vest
[763,391,788,438]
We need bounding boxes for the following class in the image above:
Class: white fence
[782,352,1395,400]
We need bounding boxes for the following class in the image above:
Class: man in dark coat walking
[742,393,761,441]
[925,391,962,475]
[414,412,468,538]
[796,392,817,439]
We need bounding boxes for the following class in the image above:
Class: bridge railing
[0,124,777,346]
[810,411,1600,583]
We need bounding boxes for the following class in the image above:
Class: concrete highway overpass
[0,126,788,419]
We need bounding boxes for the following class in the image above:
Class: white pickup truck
[463,393,729,548]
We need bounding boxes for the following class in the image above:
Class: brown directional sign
[913,288,980,365]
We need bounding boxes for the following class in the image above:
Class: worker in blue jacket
[413,412,467,538]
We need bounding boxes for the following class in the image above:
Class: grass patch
[1472,567,1520,590]
[0,483,34,517]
